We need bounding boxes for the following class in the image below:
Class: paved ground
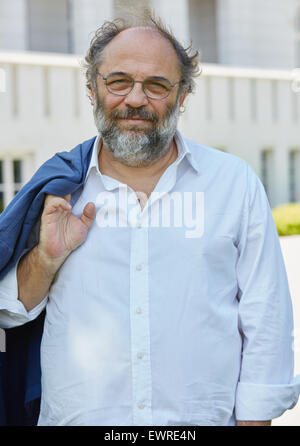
[272,235,300,426]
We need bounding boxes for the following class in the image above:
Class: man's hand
[17,194,96,311]
[38,194,96,267]
[236,420,272,426]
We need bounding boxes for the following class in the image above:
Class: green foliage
[272,203,300,236]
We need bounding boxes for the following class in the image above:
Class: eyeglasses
[97,71,182,100]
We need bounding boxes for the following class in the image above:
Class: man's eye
[145,82,169,93]
[107,78,132,89]
[109,79,128,84]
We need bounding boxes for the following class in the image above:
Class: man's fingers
[62,194,71,203]
[80,202,96,229]
[43,195,72,215]
[43,195,95,230]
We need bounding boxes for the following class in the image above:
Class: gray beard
[93,95,180,167]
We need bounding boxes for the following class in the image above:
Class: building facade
[0,0,300,213]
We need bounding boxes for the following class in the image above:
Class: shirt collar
[84,129,201,184]
[174,129,201,175]
[84,134,102,183]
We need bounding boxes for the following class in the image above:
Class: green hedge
[272,203,300,236]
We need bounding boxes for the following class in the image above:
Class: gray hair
[83,10,201,102]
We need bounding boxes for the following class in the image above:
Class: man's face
[91,28,186,167]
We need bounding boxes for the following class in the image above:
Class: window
[188,0,218,63]
[13,159,23,195]
[0,156,34,213]
[295,4,300,67]
[27,0,73,53]
[260,148,274,204]
[289,149,300,203]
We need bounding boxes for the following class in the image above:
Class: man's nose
[123,81,149,108]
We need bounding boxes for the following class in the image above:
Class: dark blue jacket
[0,136,96,425]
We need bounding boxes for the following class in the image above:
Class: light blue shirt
[0,130,299,425]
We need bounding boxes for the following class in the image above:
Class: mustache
[110,107,159,123]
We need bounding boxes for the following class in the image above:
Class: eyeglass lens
[105,74,172,99]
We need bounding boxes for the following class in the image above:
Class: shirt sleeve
[0,254,48,329]
[235,164,300,421]
[0,218,48,329]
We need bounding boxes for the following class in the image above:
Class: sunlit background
[1,0,300,426]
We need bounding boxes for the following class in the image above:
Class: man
[0,14,299,426]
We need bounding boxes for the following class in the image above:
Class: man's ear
[90,87,95,106]
[179,91,187,108]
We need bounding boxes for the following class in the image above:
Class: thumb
[80,202,96,230]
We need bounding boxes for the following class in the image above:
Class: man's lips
[119,117,151,124]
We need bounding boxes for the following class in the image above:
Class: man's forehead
[100,27,180,75]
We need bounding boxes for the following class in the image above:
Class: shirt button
[136,307,142,314]
[137,352,143,359]
[136,264,143,271]
[138,402,145,409]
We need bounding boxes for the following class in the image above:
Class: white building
[0,0,300,214]
[1,0,300,69]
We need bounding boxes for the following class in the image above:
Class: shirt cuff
[0,256,47,329]
[235,376,300,421]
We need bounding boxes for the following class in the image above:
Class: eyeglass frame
[96,71,182,100]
